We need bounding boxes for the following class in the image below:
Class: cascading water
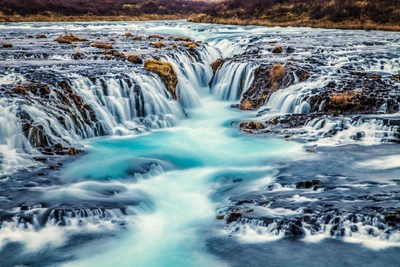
[162,46,221,107]
[211,62,256,101]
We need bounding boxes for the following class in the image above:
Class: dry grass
[188,15,400,32]
[172,36,192,42]
[240,100,253,110]
[331,92,359,109]
[269,64,286,88]
[1,14,186,23]
[55,34,87,44]
[187,43,197,51]
[124,32,134,37]
[134,36,143,41]
[91,42,113,49]
[148,34,163,39]
[153,42,166,49]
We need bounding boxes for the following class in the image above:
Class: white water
[211,62,256,101]
[56,95,304,267]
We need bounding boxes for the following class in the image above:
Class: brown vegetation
[153,42,166,49]
[1,0,398,31]
[144,59,178,100]
[330,91,360,110]
[240,100,253,111]
[55,34,87,44]
[189,0,400,31]
[148,34,163,39]
[91,42,113,49]
[127,55,143,64]
[269,64,286,88]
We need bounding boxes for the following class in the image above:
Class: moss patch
[144,59,178,100]
[55,34,87,44]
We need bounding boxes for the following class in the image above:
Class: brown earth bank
[1,0,399,32]
[189,0,400,32]
[188,16,400,32]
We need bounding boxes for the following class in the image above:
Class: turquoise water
[60,95,304,266]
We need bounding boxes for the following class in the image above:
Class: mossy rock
[210,58,226,74]
[144,59,178,100]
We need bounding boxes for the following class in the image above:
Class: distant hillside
[0,0,211,21]
[0,0,399,31]
[190,0,400,31]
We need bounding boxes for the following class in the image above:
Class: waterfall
[265,80,328,114]
[305,116,400,144]
[0,44,220,173]
[211,62,256,101]
[69,73,185,135]
[0,99,38,174]
[162,46,221,107]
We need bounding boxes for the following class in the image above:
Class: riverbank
[188,15,400,32]
[2,14,399,32]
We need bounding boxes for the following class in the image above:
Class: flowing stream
[59,94,303,267]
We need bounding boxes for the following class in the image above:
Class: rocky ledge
[210,36,400,143]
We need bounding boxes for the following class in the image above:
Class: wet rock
[127,55,143,64]
[296,180,320,189]
[216,214,225,220]
[286,220,304,236]
[239,121,266,133]
[272,46,283,54]
[239,63,309,110]
[144,59,178,100]
[210,58,226,74]
[226,210,243,223]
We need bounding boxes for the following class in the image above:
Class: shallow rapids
[59,95,304,266]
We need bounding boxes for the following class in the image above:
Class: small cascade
[162,46,221,107]
[70,73,185,135]
[265,80,327,114]
[0,99,37,174]
[305,116,400,143]
[227,209,400,249]
[0,206,128,251]
[211,62,256,101]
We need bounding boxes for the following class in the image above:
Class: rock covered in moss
[144,59,178,100]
